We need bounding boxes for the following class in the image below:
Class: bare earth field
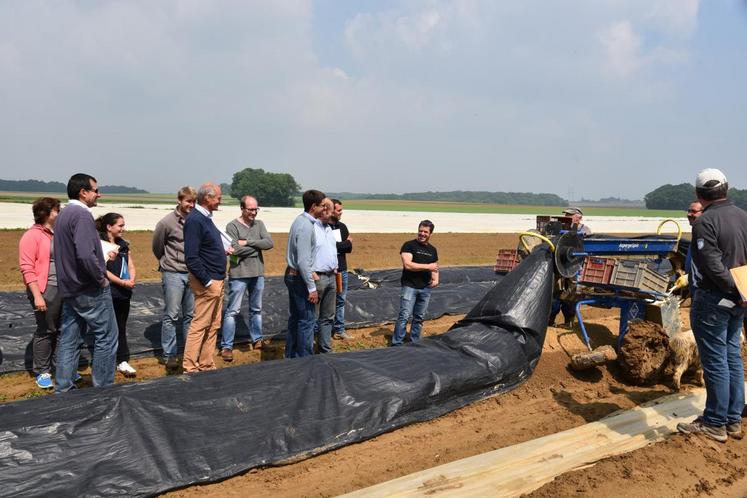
[2,230,747,497]
[0,230,507,292]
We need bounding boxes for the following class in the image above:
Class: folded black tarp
[0,266,500,373]
[0,250,552,497]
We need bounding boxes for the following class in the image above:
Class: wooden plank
[342,388,716,498]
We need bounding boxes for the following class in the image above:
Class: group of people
[19,174,140,391]
[282,190,439,357]
[18,174,441,391]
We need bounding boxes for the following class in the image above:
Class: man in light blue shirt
[313,197,339,353]
[285,189,326,358]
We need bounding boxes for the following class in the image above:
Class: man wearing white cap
[677,168,747,442]
[563,207,591,236]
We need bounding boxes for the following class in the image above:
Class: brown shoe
[221,348,233,362]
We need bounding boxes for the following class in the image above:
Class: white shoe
[117,361,137,377]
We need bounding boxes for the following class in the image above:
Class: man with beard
[391,220,439,346]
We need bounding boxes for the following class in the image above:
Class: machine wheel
[617,320,670,384]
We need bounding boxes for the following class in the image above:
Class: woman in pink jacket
[18,197,62,389]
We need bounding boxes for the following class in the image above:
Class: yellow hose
[656,218,682,243]
[519,232,556,253]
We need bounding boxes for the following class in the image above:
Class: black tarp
[0,266,500,373]
[0,248,554,497]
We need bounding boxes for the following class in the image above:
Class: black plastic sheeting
[0,266,500,373]
[0,249,553,497]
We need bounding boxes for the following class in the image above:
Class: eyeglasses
[85,187,99,194]
[242,207,259,212]
[687,209,702,214]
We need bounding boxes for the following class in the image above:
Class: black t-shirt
[106,238,132,300]
[400,239,438,289]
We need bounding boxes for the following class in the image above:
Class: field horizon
[0,191,683,217]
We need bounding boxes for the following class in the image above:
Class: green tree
[230,168,300,207]
[644,183,695,210]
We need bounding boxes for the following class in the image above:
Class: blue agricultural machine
[497,215,687,371]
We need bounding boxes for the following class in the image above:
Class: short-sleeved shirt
[400,239,438,289]
[106,238,132,300]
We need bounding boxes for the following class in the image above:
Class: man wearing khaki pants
[182,182,233,373]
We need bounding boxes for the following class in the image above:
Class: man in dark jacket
[182,182,232,373]
[54,173,119,392]
[330,199,352,340]
[677,168,747,442]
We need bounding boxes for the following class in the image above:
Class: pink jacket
[18,224,53,294]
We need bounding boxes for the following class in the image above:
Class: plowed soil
[2,231,747,497]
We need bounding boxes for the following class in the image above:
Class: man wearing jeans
[284,189,325,358]
[54,173,119,392]
[312,197,338,354]
[220,195,274,361]
[391,220,439,346]
[677,168,747,442]
[152,186,196,370]
[330,199,352,340]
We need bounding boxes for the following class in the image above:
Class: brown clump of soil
[617,320,670,384]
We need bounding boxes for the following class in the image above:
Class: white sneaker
[117,361,137,377]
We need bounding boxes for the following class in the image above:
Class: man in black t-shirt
[391,220,439,346]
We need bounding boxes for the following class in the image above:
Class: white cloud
[599,21,643,77]
[647,0,700,35]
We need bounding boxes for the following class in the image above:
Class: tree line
[644,183,747,211]
[0,179,148,194]
[228,168,563,207]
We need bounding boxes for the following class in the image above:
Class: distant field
[337,199,683,217]
[0,191,683,217]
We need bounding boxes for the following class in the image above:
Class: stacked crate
[579,257,615,285]
[494,249,520,273]
[609,260,669,293]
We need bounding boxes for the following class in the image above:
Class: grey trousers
[27,284,62,375]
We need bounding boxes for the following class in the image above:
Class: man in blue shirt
[285,189,325,358]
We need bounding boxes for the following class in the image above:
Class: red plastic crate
[494,249,520,273]
[580,257,615,285]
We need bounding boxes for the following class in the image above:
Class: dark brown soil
[617,320,670,384]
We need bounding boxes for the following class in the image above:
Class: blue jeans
[691,289,746,427]
[333,271,348,334]
[284,273,316,358]
[55,286,119,393]
[392,286,432,346]
[314,274,336,354]
[161,271,194,358]
[221,276,264,349]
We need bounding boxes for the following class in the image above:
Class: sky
[1,0,746,200]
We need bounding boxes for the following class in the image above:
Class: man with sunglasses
[219,195,274,361]
[54,173,119,392]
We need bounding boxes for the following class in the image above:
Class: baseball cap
[563,207,583,216]
[696,168,727,189]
